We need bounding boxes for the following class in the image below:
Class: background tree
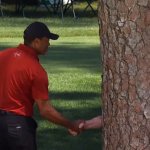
[98,0,150,149]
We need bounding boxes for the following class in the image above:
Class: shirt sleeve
[32,67,49,101]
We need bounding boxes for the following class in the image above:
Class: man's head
[23,22,59,55]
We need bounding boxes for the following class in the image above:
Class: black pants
[0,110,37,150]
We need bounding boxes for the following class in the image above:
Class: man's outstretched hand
[68,120,85,136]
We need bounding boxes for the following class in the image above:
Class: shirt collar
[17,44,39,61]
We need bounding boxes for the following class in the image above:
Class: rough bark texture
[98,0,150,149]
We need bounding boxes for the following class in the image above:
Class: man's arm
[36,99,81,133]
[83,115,103,129]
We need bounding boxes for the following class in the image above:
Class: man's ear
[34,38,41,44]
[31,38,40,48]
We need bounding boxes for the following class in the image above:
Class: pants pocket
[7,124,22,139]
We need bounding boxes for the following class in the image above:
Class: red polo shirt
[0,44,49,117]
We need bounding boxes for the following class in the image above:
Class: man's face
[32,37,50,55]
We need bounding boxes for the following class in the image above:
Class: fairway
[0,16,102,150]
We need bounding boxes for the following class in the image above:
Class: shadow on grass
[50,91,101,100]
[0,45,11,50]
[34,103,102,124]
[0,43,102,73]
[37,128,103,150]
[40,44,102,73]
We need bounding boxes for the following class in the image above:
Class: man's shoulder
[27,58,47,76]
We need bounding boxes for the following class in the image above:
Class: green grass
[0,17,99,38]
[0,5,102,150]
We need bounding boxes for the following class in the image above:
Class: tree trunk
[98,0,150,149]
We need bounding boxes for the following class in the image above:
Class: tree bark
[98,0,150,149]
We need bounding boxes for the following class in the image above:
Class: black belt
[0,109,17,116]
[0,109,38,129]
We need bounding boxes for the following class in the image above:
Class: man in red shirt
[0,22,82,150]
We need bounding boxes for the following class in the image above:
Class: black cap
[24,22,59,40]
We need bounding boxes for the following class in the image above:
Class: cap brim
[48,32,59,40]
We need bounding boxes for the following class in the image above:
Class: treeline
[1,0,38,5]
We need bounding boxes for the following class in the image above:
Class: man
[0,21,82,150]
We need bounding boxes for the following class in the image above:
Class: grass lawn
[0,3,102,149]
